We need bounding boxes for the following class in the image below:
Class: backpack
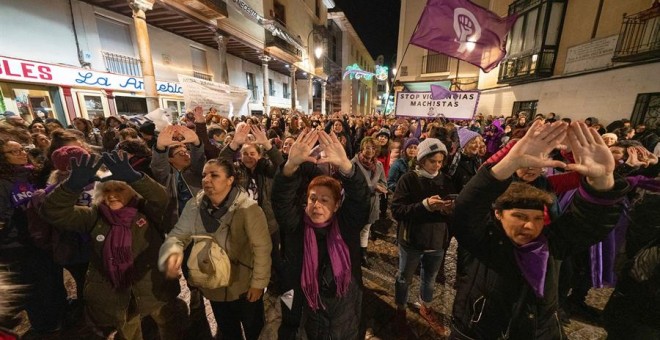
[187,234,231,289]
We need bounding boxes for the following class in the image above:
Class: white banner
[178,75,250,117]
[395,91,480,119]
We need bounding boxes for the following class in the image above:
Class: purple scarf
[98,198,138,290]
[513,234,549,298]
[301,214,352,311]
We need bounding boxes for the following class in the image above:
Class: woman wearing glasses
[0,139,66,336]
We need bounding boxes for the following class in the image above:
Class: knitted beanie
[403,138,420,151]
[376,128,391,139]
[416,138,447,161]
[457,128,481,149]
[51,145,90,171]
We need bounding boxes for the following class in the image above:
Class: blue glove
[64,154,102,192]
[101,151,143,183]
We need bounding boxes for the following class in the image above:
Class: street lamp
[392,67,397,76]
[314,46,324,59]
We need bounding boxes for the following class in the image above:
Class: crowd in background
[1,106,659,339]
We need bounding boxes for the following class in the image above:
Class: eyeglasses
[3,147,28,156]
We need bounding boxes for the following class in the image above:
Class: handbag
[187,234,231,289]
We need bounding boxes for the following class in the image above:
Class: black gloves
[64,154,102,192]
[101,151,143,183]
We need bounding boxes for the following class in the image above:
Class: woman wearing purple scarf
[272,130,369,339]
[450,121,631,339]
[40,151,181,339]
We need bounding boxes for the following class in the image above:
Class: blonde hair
[92,180,139,206]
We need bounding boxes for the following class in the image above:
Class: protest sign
[395,91,479,119]
[178,75,250,117]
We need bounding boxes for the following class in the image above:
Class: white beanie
[416,138,447,161]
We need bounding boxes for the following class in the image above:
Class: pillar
[61,86,77,123]
[129,0,159,112]
[290,66,297,112]
[215,33,229,84]
[260,55,271,115]
[105,90,117,116]
[307,77,313,114]
[321,81,327,115]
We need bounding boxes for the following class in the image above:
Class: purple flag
[430,84,455,100]
[410,0,518,73]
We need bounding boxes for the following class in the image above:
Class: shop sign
[0,55,183,95]
[178,75,250,117]
[395,91,479,119]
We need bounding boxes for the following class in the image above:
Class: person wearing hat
[448,127,485,192]
[391,138,457,337]
[450,121,629,339]
[138,121,158,149]
[387,137,419,192]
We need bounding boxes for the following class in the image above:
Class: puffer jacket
[158,189,272,302]
[40,176,179,326]
[451,166,630,339]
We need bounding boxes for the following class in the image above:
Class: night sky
[333,0,401,67]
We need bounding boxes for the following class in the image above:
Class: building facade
[0,0,335,125]
[395,0,660,126]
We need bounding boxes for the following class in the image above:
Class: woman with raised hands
[449,121,630,339]
[271,130,370,339]
[40,151,181,339]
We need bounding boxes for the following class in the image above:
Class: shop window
[246,72,257,101]
[83,95,105,118]
[283,82,290,99]
[512,100,538,120]
[115,96,147,116]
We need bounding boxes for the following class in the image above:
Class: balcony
[612,4,660,62]
[265,30,303,63]
[498,49,556,83]
[422,54,449,74]
[102,51,142,77]
[193,71,213,81]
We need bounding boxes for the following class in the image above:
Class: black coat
[451,166,629,339]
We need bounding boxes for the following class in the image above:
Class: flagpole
[384,0,427,117]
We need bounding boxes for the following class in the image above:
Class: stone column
[260,55,271,116]
[321,81,327,115]
[307,77,313,114]
[290,66,297,112]
[129,0,159,112]
[215,33,229,84]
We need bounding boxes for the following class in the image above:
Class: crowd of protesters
[1,106,659,339]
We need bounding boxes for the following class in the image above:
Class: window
[377,84,385,92]
[115,96,147,116]
[268,79,275,96]
[274,2,286,26]
[512,100,538,121]
[631,93,660,128]
[191,47,212,80]
[423,52,449,73]
[246,72,257,101]
[283,82,290,99]
[499,0,567,83]
[97,16,141,76]
[315,0,320,18]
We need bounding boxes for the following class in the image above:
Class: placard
[395,91,479,119]
[178,75,250,117]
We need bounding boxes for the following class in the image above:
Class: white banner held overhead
[395,91,480,119]
[178,75,250,117]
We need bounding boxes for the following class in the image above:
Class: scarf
[415,168,438,179]
[99,198,138,290]
[301,214,352,311]
[513,234,549,298]
[357,153,377,179]
[200,186,239,233]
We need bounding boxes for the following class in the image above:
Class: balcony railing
[422,54,450,74]
[193,71,213,81]
[498,48,556,83]
[102,51,142,77]
[265,31,303,59]
[612,4,660,62]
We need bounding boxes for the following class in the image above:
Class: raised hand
[285,129,319,168]
[230,123,251,149]
[156,125,177,150]
[176,125,200,145]
[565,122,615,190]
[250,125,272,150]
[193,105,205,123]
[64,153,103,191]
[317,131,352,173]
[101,150,143,183]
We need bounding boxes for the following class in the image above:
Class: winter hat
[138,122,156,136]
[602,133,618,142]
[51,145,90,172]
[457,128,481,149]
[3,111,17,118]
[416,138,447,161]
[376,128,391,139]
[403,138,420,151]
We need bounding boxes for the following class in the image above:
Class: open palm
[287,130,319,167]
[506,120,568,169]
[317,131,350,169]
[565,122,615,179]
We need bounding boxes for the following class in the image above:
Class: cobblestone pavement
[14,221,611,339]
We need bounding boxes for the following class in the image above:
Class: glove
[64,154,102,192]
[101,151,143,183]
